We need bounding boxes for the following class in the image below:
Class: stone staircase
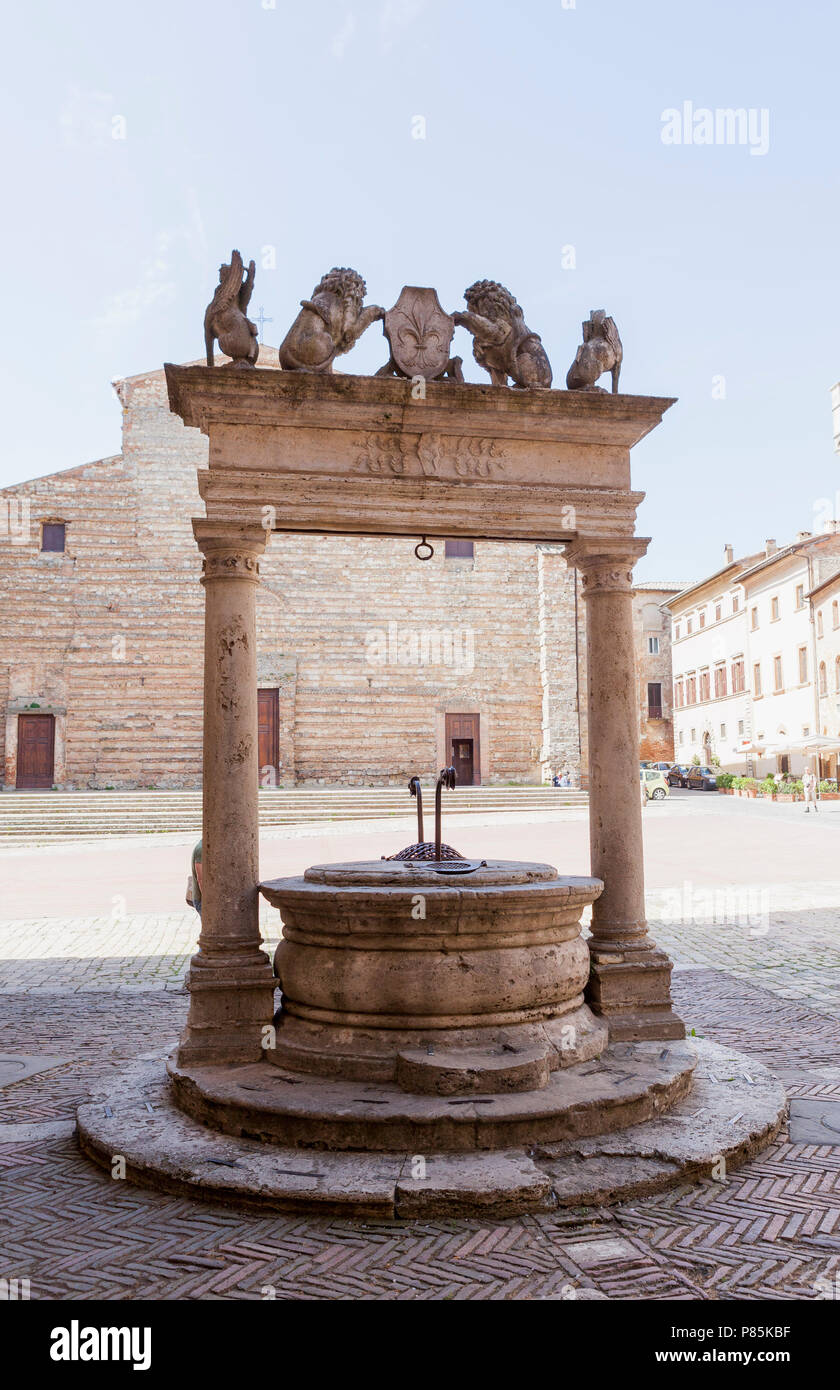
[0,786,587,842]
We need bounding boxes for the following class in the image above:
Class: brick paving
[1,800,840,1300]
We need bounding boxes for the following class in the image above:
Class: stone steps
[0,787,587,839]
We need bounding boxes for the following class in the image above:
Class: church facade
[0,351,678,790]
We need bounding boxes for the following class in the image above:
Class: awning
[783,735,840,754]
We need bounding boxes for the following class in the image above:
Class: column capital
[564,536,650,595]
[192,519,268,584]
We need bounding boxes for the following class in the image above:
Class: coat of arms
[377,286,463,382]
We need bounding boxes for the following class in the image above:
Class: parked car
[686,765,718,791]
[640,768,670,800]
[667,764,690,787]
[650,761,672,772]
[640,760,653,769]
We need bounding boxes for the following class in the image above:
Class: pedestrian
[803,769,819,814]
[187,837,203,913]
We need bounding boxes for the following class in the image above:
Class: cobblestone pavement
[1,798,839,1300]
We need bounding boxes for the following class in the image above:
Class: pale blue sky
[1,0,837,580]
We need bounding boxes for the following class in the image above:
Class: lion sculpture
[278,268,385,372]
[454,281,552,389]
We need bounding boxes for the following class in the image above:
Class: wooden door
[16,714,55,789]
[445,713,481,786]
[257,688,279,786]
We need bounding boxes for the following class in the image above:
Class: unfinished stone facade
[633,583,683,763]
[0,350,602,789]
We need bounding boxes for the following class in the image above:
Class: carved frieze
[353,432,507,480]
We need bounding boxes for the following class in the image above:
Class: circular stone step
[168,1040,696,1151]
[76,1039,786,1219]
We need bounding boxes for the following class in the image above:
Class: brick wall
[0,356,662,788]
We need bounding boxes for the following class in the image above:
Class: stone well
[80,850,785,1212]
[262,860,608,1088]
[165,857,701,1158]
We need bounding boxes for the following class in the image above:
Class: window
[686,675,697,704]
[715,603,722,622]
[771,596,780,621]
[750,607,759,630]
[819,661,828,696]
[444,539,474,559]
[731,658,745,693]
[674,679,684,708]
[738,720,745,736]
[836,656,840,694]
[699,611,706,628]
[833,600,839,629]
[699,670,711,701]
[679,730,684,745]
[690,728,696,742]
[647,635,660,655]
[647,682,663,719]
[41,522,65,552]
[714,666,727,698]
[817,610,824,637]
[774,656,783,691]
[720,723,726,738]
[753,662,762,697]
[686,618,693,635]
[732,594,740,613]
[798,647,808,683]
[795,584,805,609]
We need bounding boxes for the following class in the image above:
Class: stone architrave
[382,286,457,380]
[565,537,685,1041]
[177,519,277,1066]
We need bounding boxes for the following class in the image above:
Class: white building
[811,569,840,780]
[666,528,840,776]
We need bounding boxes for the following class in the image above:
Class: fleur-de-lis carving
[396,306,445,371]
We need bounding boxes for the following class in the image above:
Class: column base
[176,952,278,1066]
[586,946,685,1043]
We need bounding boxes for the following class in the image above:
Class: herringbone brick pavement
[0,971,839,1299]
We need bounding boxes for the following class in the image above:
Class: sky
[1,0,838,581]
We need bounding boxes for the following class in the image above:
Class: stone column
[566,538,684,1042]
[176,520,277,1066]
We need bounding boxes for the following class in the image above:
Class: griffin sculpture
[565,310,623,393]
[203,250,259,368]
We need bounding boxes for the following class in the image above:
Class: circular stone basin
[260,859,607,1092]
